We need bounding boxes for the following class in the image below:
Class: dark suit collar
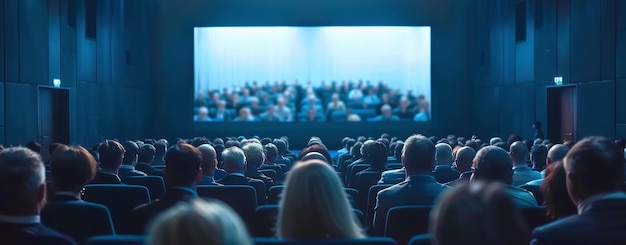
[406,174,438,182]
[583,194,626,214]
[49,193,80,202]
[162,187,197,200]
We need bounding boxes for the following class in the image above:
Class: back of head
[360,140,376,158]
[98,140,125,170]
[264,143,278,163]
[540,161,577,219]
[138,144,156,163]
[48,143,64,156]
[493,142,509,151]
[435,143,453,166]
[277,160,364,239]
[222,147,246,174]
[489,137,503,145]
[507,135,523,146]
[51,145,97,192]
[0,147,45,215]
[402,135,436,174]
[154,141,168,157]
[368,142,387,169]
[298,144,332,165]
[455,146,477,172]
[242,143,265,169]
[393,143,404,159]
[272,139,287,155]
[563,137,624,202]
[432,182,529,245]
[197,144,217,175]
[122,141,139,164]
[530,145,548,167]
[547,144,569,164]
[471,146,513,185]
[164,143,202,187]
[350,142,363,158]
[148,199,252,245]
[509,141,529,164]
[26,141,42,154]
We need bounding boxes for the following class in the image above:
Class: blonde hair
[147,199,252,245]
[276,160,364,239]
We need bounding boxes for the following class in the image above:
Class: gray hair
[0,147,45,214]
[222,147,246,171]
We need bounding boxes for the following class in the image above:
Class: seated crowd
[1,133,625,245]
[194,80,431,122]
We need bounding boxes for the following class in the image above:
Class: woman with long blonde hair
[276,159,365,239]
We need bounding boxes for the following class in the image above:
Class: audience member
[352,142,387,187]
[26,141,42,155]
[373,135,448,234]
[147,199,252,245]
[217,147,266,204]
[135,144,158,174]
[118,141,147,178]
[131,143,203,234]
[276,160,364,239]
[49,145,97,201]
[345,140,375,184]
[530,144,548,172]
[445,146,476,186]
[242,143,274,188]
[510,141,542,186]
[533,121,545,140]
[152,142,167,166]
[432,143,459,183]
[540,161,577,219]
[197,144,222,185]
[531,137,626,244]
[470,146,538,207]
[298,144,333,165]
[377,143,406,184]
[91,140,124,184]
[490,137,503,145]
[0,147,77,245]
[46,143,64,165]
[525,144,569,186]
[431,182,529,245]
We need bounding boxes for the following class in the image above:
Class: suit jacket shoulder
[0,222,78,245]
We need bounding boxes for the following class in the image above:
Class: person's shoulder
[30,224,78,245]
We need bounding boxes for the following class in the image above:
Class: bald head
[490,137,503,145]
[471,146,513,185]
[454,146,476,172]
[197,144,217,176]
[435,143,453,166]
[547,144,569,165]
[509,141,529,165]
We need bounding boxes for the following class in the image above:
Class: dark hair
[272,139,287,155]
[261,138,272,146]
[98,140,125,169]
[507,135,524,146]
[472,146,513,185]
[350,142,364,159]
[533,121,542,128]
[402,135,436,172]
[493,142,509,151]
[122,141,139,164]
[164,143,202,186]
[214,138,224,146]
[393,143,404,159]
[564,137,624,194]
[138,144,156,163]
[51,145,97,192]
[298,144,332,165]
[530,145,548,167]
[341,137,350,146]
[214,144,226,168]
[540,161,577,219]
[48,143,64,156]
[368,142,387,170]
[26,141,42,154]
[154,141,167,156]
[264,143,279,163]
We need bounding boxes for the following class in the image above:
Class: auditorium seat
[356,172,383,211]
[266,185,359,208]
[260,164,284,181]
[252,205,365,238]
[408,234,432,245]
[42,201,115,245]
[259,169,278,183]
[520,206,550,231]
[82,184,151,234]
[346,164,369,187]
[331,110,348,122]
[253,237,398,245]
[365,184,393,231]
[384,205,432,245]
[385,163,402,170]
[86,235,144,245]
[121,176,166,201]
[197,185,258,225]
[519,184,544,205]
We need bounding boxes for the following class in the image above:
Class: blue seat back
[253,237,397,245]
[82,184,150,234]
[86,235,144,245]
[42,201,115,245]
[385,205,432,245]
[121,176,165,201]
[197,185,258,225]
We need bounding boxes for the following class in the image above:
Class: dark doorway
[546,85,577,143]
[39,87,70,161]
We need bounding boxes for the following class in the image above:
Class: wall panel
[4,0,19,83]
[19,0,49,85]
[0,82,4,127]
[577,81,615,138]
[617,30,626,79]
[616,79,626,124]
[5,83,38,145]
[569,0,601,83]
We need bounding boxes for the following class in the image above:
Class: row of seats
[86,235,400,245]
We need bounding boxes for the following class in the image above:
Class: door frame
[546,84,577,143]
[37,85,71,157]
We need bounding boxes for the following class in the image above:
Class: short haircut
[164,143,202,186]
[98,140,125,169]
[242,143,265,168]
[530,145,548,165]
[0,147,45,214]
[26,141,42,154]
[138,144,156,163]
[435,143,454,165]
[298,145,333,165]
[509,141,529,163]
[393,143,404,159]
[197,144,217,175]
[154,141,168,156]
[123,141,139,164]
[222,147,246,173]
[48,143,64,156]
[402,135,436,172]
[272,139,287,154]
[563,137,625,193]
[51,145,97,192]
[264,143,279,163]
[368,142,388,168]
[547,144,569,163]
[350,142,363,158]
[147,199,253,245]
[472,146,513,185]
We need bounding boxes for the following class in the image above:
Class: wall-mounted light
[53,78,61,88]
[554,76,563,85]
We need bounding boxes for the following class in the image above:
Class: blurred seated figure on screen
[305,108,324,122]
[91,140,124,184]
[275,97,293,122]
[131,143,203,234]
[371,105,400,122]
[531,137,626,245]
[470,146,538,207]
[413,95,431,121]
[209,100,233,122]
[327,93,347,111]
[119,141,147,178]
[362,88,381,106]
[49,145,97,201]
[0,147,78,245]
[431,182,529,245]
[276,160,365,239]
[393,97,414,120]
[227,93,241,110]
[233,107,255,122]
[197,144,222,186]
[540,161,576,220]
[194,106,211,122]
[347,113,362,122]
[147,199,252,245]
[259,105,281,122]
[248,97,263,117]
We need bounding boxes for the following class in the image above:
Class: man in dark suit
[151,142,167,166]
[352,141,387,188]
[346,140,375,185]
[260,143,284,181]
[135,144,158,174]
[373,135,448,235]
[445,146,476,187]
[209,100,233,122]
[218,147,266,205]
[531,137,626,245]
[0,147,77,245]
[130,143,202,234]
[118,141,147,178]
[242,142,274,189]
[431,143,460,183]
[48,145,98,202]
[196,144,222,185]
[272,139,292,167]
[91,140,124,184]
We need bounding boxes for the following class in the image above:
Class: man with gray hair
[242,143,274,189]
[432,143,459,183]
[218,147,266,204]
[0,147,77,245]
